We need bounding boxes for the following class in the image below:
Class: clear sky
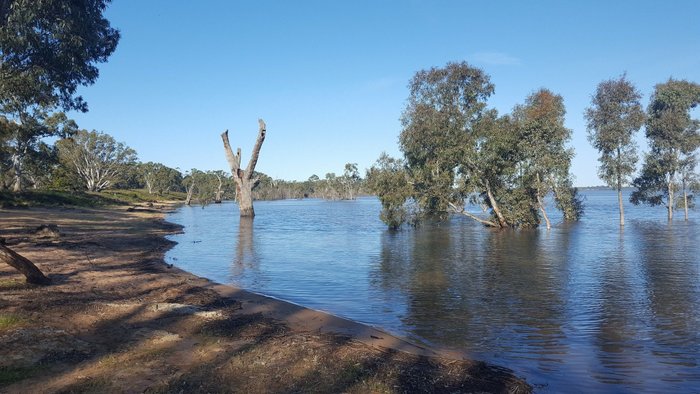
[69,0,700,186]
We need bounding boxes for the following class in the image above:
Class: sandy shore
[0,205,531,393]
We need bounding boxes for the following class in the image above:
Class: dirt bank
[0,205,531,393]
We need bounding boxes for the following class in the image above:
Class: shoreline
[0,204,531,393]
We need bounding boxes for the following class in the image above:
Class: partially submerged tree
[585,75,645,226]
[221,119,266,217]
[400,61,495,220]
[631,79,700,220]
[514,88,581,228]
[366,153,413,229]
[56,130,137,192]
[374,62,583,229]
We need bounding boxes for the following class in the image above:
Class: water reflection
[165,192,700,392]
[232,217,257,276]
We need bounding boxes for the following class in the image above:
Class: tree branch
[245,119,266,180]
[448,202,499,227]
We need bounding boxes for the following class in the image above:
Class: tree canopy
[585,75,645,225]
[631,79,700,220]
[0,0,120,113]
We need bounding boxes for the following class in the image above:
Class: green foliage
[585,75,645,189]
[376,62,583,229]
[366,153,413,229]
[56,130,137,192]
[513,89,582,224]
[0,110,77,191]
[400,61,494,216]
[631,79,700,214]
[0,0,120,113]
[140,162,183,195]
[0,188,183,208]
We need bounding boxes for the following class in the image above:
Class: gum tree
[585,75,645,226]
[631,79,700,221]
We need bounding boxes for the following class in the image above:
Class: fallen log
[0,244,51,285]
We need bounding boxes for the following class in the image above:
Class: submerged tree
[631,79,700,220]
[585,75,645,226]
[399,61,495,220]
[374,61,582,229]
[515,89,582,228]
[366,153,413,229]
[221,119,266,217]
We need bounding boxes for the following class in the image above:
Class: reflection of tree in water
[635,222,700,384]
[592,227,648,387]
[231,217,258,277]
[373,217,571,358]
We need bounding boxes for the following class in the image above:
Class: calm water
[165,190,700,392]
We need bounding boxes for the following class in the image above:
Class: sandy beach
[0,205,530,393]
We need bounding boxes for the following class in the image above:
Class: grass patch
[0,314,24,330]
[0,366,41,386]
[0,189,185,209]
[0,278,26,291]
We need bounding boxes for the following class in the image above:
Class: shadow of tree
[0,207,531,393]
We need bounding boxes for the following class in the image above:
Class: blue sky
[70,0,700,186]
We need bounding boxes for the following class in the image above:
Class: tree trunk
[0,244,51,285]
[667,178,674,221]
[11,153,22,192]
[185,183,194,206]
[221,119,266,218]
[536,173,550,229]
[618,187,625,227]
[485,179,507,228]
[214,174,223,203]
[537,194,551,230]
[683,179,689,221]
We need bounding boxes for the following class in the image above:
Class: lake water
[165,189,700,392]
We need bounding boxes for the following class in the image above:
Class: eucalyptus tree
[1,111,77,191]
[585,75,645,226]
[56,130,137,192]
[0,0,118,284]
[140,162,183,195]
[631,79,700,220]
[399,61,495,221]
[341,162,361,200]
[513,88,581,228]
[221,119,266,217]
[0,0,119,192]
[366,153,413,229]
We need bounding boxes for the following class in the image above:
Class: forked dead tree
[221,119,266,217]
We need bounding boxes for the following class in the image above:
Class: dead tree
[221,119,266,217]
[0,244,51,285]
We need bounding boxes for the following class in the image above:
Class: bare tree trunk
[667,178,674,221]
[185,182,194,206]
[11,153,22,192]
[214,173,223,203]
[485,179,507,228]
[221,119,266,218]
[0,244,51,285]
[536,173,551,229]
[618,187,625,227]
[683,179,689,221]
[448,202,499,227]
[538,195,551,230]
